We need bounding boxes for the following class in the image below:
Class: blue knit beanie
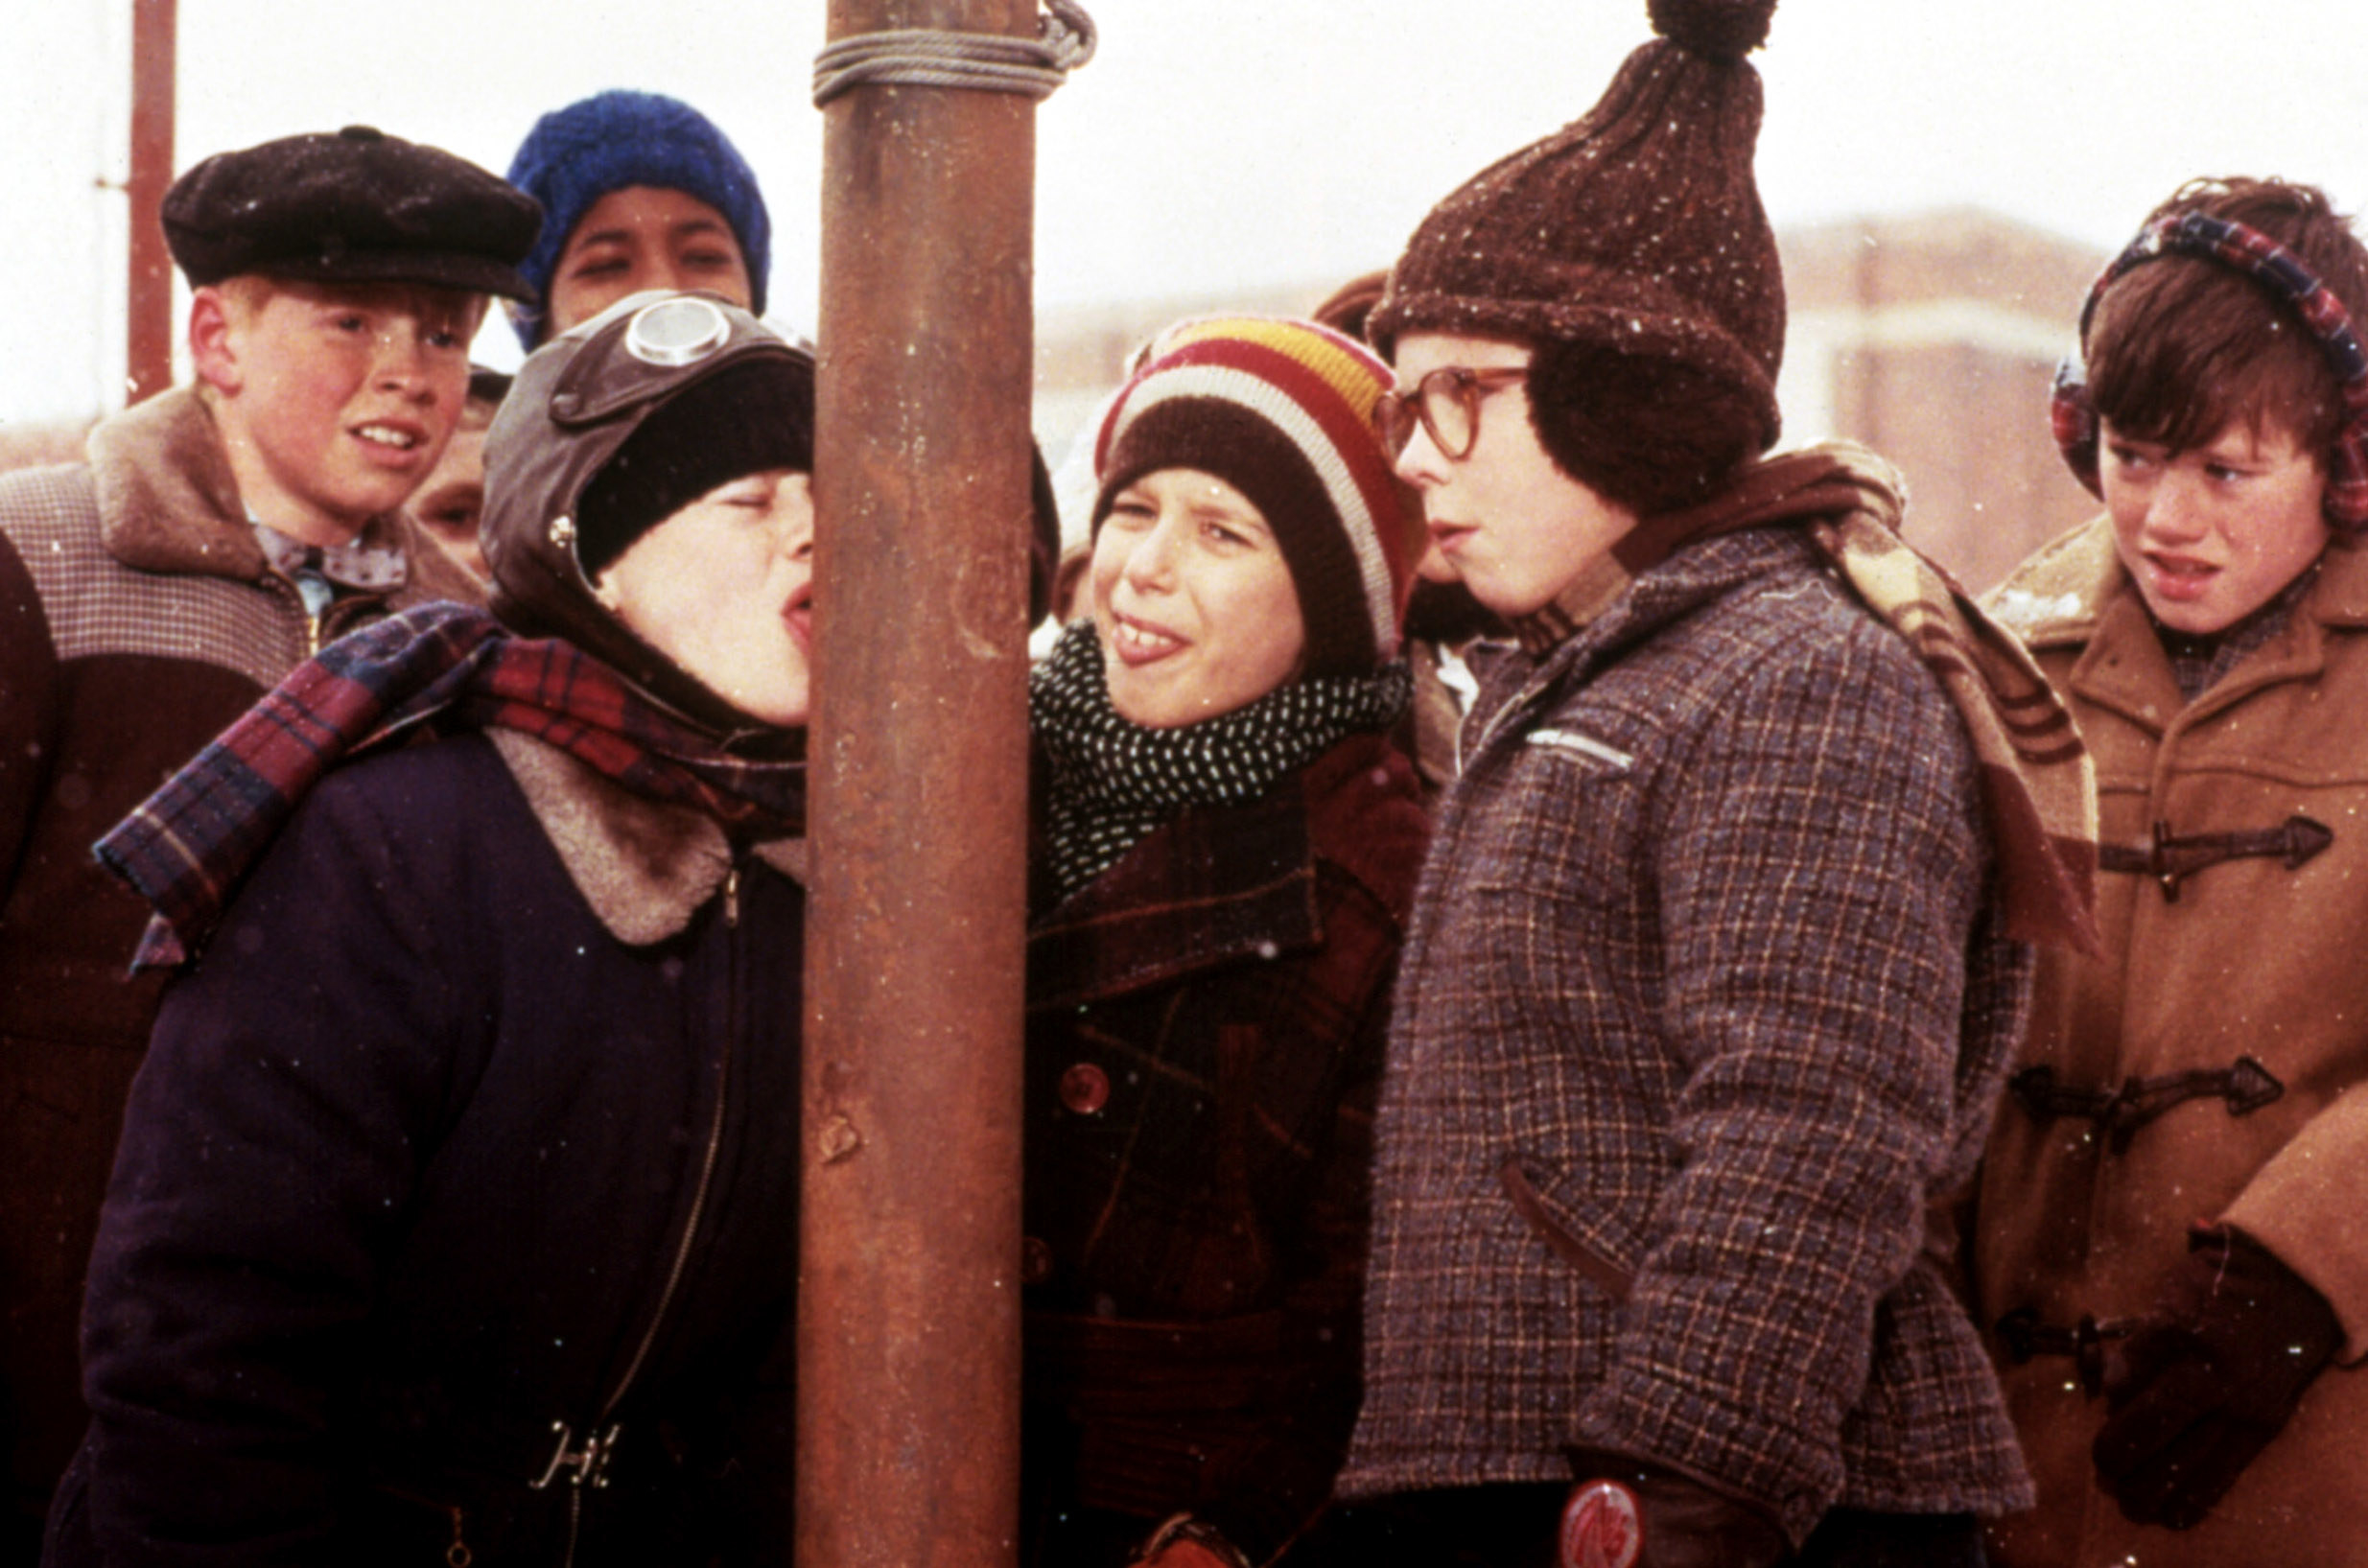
[504,90,772,349]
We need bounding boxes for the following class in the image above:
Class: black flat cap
[163,126,542,300]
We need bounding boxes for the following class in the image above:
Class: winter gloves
[1561,1447,1787,1568]
[2093,1224,2342,1530]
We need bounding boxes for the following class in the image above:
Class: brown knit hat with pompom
[1369,0,1784,513]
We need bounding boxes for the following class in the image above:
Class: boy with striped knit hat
[1021,317,1429,1568]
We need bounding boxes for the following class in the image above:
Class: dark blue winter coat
[47,729,806,1567]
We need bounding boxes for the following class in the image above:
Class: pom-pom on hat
[505,90,772,348]
[1091,317,1418,678]
[1369,0,1786,499]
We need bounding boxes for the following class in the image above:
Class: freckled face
[2101,416,2330,635]
[206,281,477,544]
[1090,467,1306,728]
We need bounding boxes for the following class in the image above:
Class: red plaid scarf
[98,601,806,971]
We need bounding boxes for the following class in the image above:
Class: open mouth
[1109,612,1184,666]
[2146,553,2219,597]
[352,422,424,454]
[783,580,814,646]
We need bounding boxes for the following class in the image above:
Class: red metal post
[800,1,1038,1563]
[125,0,177,407]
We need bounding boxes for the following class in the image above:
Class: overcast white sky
[4,0,2365,424]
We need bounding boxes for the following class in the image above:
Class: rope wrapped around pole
[811,0,1096,105]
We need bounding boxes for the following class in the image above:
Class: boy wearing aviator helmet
[53,294,813,1566]
[1974,178,2368,1567]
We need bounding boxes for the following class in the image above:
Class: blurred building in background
[1033,206,2107,594]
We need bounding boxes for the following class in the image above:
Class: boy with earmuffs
[1975,177,2368,1567]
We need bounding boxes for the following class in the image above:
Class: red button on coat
[1059,1062,1111,1114]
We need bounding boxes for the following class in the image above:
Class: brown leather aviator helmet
[481,291,814,738]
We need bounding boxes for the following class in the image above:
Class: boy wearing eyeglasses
[1325,4,2097,1565]
[1969,176,2368,1568]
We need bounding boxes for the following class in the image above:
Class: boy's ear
[189,288,243,395]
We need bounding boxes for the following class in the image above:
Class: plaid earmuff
[2051,209,2368,527]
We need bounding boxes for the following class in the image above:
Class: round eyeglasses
[1372,365,1529,460]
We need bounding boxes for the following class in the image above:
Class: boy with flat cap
[0,124,536,1555]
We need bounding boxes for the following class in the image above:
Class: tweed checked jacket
[1339,523,2035,1546]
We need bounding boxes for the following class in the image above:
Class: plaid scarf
[97,601,807,971]
[1515,441,2101,956]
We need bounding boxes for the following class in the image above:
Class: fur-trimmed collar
[490,728,804,946]
[1986,514,2368,653]
[86,385,435,589]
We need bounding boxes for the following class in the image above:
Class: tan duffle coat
[1974,516,2368,1568]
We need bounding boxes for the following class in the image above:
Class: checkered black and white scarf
[1030,619,1409,901]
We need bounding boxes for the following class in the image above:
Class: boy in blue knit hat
[505,90,773,347]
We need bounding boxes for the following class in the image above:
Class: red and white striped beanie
[1090,316,1418,676]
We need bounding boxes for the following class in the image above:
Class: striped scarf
[1031,620,1409,901]
[97,600,805,971]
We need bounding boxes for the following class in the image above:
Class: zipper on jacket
[255,573,322,666]
[550,854,747,1564]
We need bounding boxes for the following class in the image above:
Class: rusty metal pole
[125,0,176,407]
[801,1,1038,1564]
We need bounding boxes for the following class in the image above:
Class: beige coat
[1974,516,2368,1568]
